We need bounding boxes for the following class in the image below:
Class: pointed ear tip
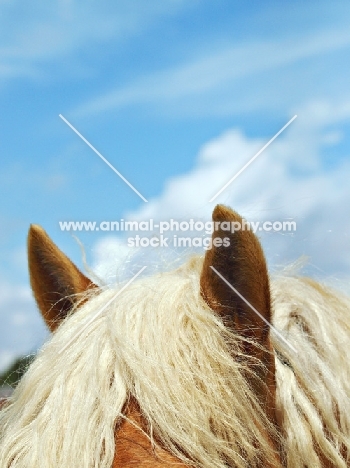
[29,223,43,232]
[28,223,43,236]
[212,204,241,222]
[28,224,49,246]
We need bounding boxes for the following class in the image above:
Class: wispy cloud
[73,28,350,117]
[0,0,188,82]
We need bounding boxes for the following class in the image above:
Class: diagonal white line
[58,266,147,355]
[210,266,297,354]
[59,114,148,203]
[209,115,297,202]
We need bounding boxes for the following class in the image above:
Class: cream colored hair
[272,275,350,467]
[0,257,349,467]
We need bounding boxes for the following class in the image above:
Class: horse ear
[200,205,275,415]
[28,225,96,332]
[200,205,271,340]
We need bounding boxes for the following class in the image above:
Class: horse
[0,204,349,467]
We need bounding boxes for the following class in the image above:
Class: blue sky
[1,0,350,371]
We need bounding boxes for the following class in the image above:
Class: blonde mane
[1,206,350,467]
[272,276,350,467]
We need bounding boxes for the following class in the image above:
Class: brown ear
[200,205,275,418]
[28,225,96,332]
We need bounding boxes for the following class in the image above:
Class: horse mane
[272,276,350,467]
[1,259,349,467]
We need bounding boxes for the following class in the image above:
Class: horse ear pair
[28,204,272,344]
[28,205,275,418]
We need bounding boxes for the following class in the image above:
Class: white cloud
[126,100,350,278]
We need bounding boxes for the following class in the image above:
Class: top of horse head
[28,205,275,404]
[1,204,349,468]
